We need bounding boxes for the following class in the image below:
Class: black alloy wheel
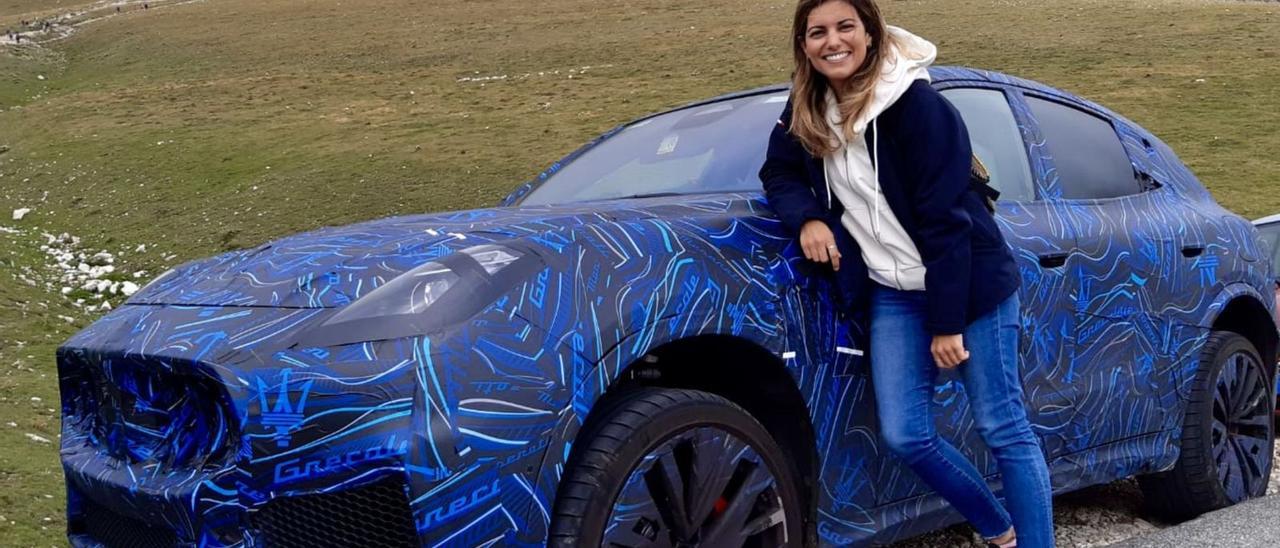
[549,388,803,547]
[1208,340,1273,503]
[1139,331,1276,520]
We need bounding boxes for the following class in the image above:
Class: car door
[1016,92,1184,452]
[863,85,1084,506]
[774,257,883,532]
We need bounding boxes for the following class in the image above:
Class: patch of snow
[12,208,31,220]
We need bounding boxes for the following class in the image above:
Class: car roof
[515,64,1195,207]
[649,65,1108,123]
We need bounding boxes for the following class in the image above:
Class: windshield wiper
[615,192,685,200]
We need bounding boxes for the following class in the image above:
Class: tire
[1139,331,1276,521]
[549,388,804,547]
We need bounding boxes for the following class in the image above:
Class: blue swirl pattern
[58,68,1274,546]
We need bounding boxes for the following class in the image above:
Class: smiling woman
[760,1,1055,546]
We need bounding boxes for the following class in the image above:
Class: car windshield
[1256,222,1280,278]
[519,91,788,205]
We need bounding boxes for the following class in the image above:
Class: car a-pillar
[546,334,819,546]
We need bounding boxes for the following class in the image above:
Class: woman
[759,1,1055,546]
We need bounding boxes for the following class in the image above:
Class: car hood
[130,193,764,308]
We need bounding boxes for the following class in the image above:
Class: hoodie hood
[825,26,937,140]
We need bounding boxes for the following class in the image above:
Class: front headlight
[295,244,540,347]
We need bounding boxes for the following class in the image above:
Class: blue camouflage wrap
[59,67,1275,546]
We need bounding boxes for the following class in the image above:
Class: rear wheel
[549,388,802,547]
[1139,331,1275,520]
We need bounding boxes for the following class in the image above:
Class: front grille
[82,500,178,548]
[252,476,417,548]
[59,349,234,470]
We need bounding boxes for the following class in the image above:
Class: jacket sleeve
[897,82,976,335]
[759,101,828,236]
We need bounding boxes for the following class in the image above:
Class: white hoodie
[823,26,937,291]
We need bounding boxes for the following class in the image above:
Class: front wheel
[549,388,803,547]
[1139,331,1275,520]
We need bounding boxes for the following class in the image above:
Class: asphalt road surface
[1112,495,1280,547]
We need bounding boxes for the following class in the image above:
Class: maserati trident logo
[256,368,315,448]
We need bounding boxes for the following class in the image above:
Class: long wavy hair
[788,0,897,156]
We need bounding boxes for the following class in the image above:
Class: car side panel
[509,198,798,538]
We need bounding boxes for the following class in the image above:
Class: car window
[1027,96,1142,200]
[1256,222,1280,278]
[520,92,787,205]
[940,88,1034,202]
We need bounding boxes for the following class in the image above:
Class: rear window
[1027,97,1142,200]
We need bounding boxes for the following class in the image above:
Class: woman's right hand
[800,219,841,271]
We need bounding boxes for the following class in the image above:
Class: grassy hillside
[0,0,1277,545]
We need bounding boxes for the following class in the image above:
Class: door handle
[1181,246,1204,258]
[1038,253,1068,268]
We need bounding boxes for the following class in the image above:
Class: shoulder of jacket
[777,97,795,127]
[882,80,954,130]
[890,80,944,112]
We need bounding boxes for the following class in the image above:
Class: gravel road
[892,444,1280,547]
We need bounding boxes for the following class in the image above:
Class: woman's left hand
[931,334,970,369]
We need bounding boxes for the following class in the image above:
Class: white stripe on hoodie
[823,26,937,291]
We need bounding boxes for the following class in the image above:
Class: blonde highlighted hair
[788,0,898,156]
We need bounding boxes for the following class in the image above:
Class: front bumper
[58,303,572,546]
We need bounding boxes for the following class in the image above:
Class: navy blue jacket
[760,80,1019,335]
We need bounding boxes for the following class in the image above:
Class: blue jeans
[870,285,1054,547]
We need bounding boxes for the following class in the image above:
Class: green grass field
[0,0,1277,545]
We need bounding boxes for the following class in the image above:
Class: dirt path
[1,0,205,49]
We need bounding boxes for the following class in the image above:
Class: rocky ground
[7,211,154,315]
[895,444,1280,547]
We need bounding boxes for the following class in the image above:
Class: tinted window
[940,88,1034,202]
[1027,97,1142,200]
[520,93,787,205]
[1257,222,1280,277]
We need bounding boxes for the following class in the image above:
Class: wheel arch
[1204,283,1278,366]
[539,332,819,542]
[615,334,819,513]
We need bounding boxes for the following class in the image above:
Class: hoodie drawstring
[825,118,882,239]
[871,117,882,240]
[824,158,833,210]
